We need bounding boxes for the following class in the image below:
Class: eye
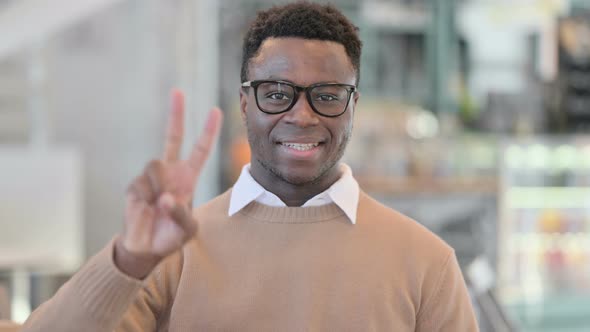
[316,94,338,102]
[266,93,290,100]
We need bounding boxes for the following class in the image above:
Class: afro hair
[241,1,362,84]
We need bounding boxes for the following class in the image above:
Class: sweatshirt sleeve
[415,251,479,332]
[21,238,163,332]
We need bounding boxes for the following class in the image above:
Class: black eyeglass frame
[241,80,357,118]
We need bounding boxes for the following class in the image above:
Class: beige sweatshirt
[23,190,478,331]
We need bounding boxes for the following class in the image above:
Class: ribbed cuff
[69,238,143,324]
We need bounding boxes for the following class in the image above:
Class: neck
[249,161,341,207]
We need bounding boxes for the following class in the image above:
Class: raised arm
[22,90,223,332]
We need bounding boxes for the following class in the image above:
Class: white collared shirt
[228,163,360,224]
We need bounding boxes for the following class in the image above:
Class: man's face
[240,37,359,186]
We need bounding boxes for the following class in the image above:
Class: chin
[282,173,321,186]
[272,166,322,186]
[256,155,341,186]
[257,158,317,185]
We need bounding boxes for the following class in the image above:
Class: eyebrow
[263,77,344,85]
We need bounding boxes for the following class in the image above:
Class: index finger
[163,89,185,162]
[187,107,223,173]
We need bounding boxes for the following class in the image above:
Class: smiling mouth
[280,142,321,151]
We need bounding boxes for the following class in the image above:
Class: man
[23,2,478,331]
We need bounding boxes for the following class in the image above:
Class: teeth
[282,142,319,151]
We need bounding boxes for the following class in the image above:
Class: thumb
[158,193,198,236]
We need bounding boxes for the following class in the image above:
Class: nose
[283,93,320,127]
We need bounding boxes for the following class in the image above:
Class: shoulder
[357,192,461,308]
[356,191,454,261]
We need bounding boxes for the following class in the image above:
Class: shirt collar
[323,164,359,224]
[228,163,359,224]
[228,164,270,216]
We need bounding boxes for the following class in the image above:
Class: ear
[239,88,248,123]
[351,91,360,113]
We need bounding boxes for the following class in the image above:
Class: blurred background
[1,0,590,331]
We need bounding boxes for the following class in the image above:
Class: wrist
[113,237,161,280]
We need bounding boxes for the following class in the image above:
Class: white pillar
[10,269,30,323]
[27,42,49,148]
[180,0,221,205]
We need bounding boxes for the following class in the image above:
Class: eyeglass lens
[256,82,349,116]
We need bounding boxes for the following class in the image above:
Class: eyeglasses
[241,80,357,117]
